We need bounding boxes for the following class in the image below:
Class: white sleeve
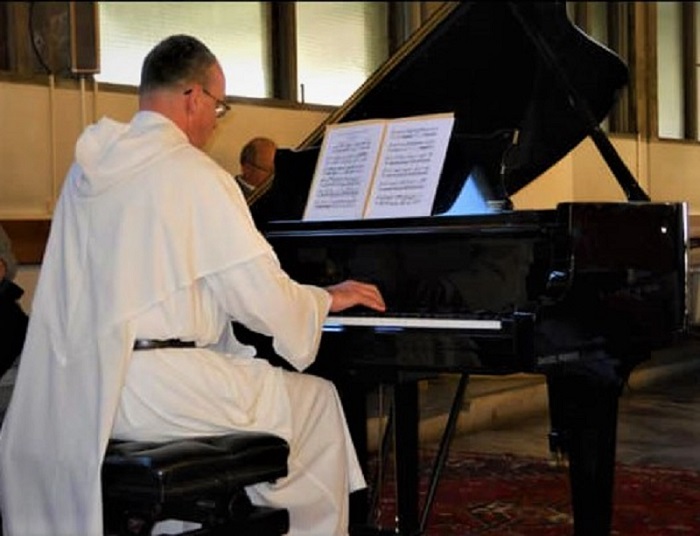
[205,253,331,371]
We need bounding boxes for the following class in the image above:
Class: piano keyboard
[324,315,503,330]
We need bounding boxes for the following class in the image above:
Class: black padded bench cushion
[102,432,289,504]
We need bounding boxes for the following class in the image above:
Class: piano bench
[102,432,290,536]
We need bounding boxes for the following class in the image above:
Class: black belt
[133,338,196,351]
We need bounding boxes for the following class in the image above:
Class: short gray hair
[139,34,218,95]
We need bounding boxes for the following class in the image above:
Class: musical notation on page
[303,113,455,221]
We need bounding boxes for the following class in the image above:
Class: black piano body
[247,2,690,535]
[267,202,686,377]
[264,202,687,535]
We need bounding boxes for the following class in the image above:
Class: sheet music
[303,113,454,221]
[303,120,385,221]
[365,113,454,219]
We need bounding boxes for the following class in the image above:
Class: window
[97,2,271,98]
[655,1,700,141]
[569,1,635,135]
[295,2,389,105]
[657,2,685,139]
[96,1,390,106]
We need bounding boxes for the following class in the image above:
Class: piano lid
[292,1,634,211]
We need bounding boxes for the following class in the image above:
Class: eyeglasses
[183,87,231,119]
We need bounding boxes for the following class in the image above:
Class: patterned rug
[368,450,700,535]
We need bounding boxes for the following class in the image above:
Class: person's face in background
[242,143,276,188]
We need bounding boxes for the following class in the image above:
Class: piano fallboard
[320,312,534,377]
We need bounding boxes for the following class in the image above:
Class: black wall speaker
[69,1,100,74]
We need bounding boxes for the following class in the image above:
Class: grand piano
[247,2,689,535]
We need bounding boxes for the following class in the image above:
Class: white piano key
[324,315,502,330]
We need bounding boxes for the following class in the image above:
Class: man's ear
[183,87,199,115]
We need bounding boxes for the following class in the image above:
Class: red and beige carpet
[369,450,700,535]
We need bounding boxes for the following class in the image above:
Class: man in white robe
[0,34,385,536]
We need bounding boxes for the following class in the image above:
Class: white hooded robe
[0,112,365,536]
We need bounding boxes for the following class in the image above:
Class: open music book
[303,112,455,221]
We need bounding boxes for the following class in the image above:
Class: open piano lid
[277,1,643,218]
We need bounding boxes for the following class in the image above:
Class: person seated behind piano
[235,136,313,230]
[234,136,277,204]
[0,34,386,536]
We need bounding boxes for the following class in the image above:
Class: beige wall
[513,134,700,213]
[3,79,700,219]
[0,79,328,219]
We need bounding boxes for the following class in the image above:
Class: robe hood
[74,112,187,197]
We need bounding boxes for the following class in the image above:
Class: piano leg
[393,380,420,534]
[342,376,420,536]
[546,357,628,536]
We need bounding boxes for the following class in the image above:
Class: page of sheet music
[303,121,385,221]
[365,113,454,219]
